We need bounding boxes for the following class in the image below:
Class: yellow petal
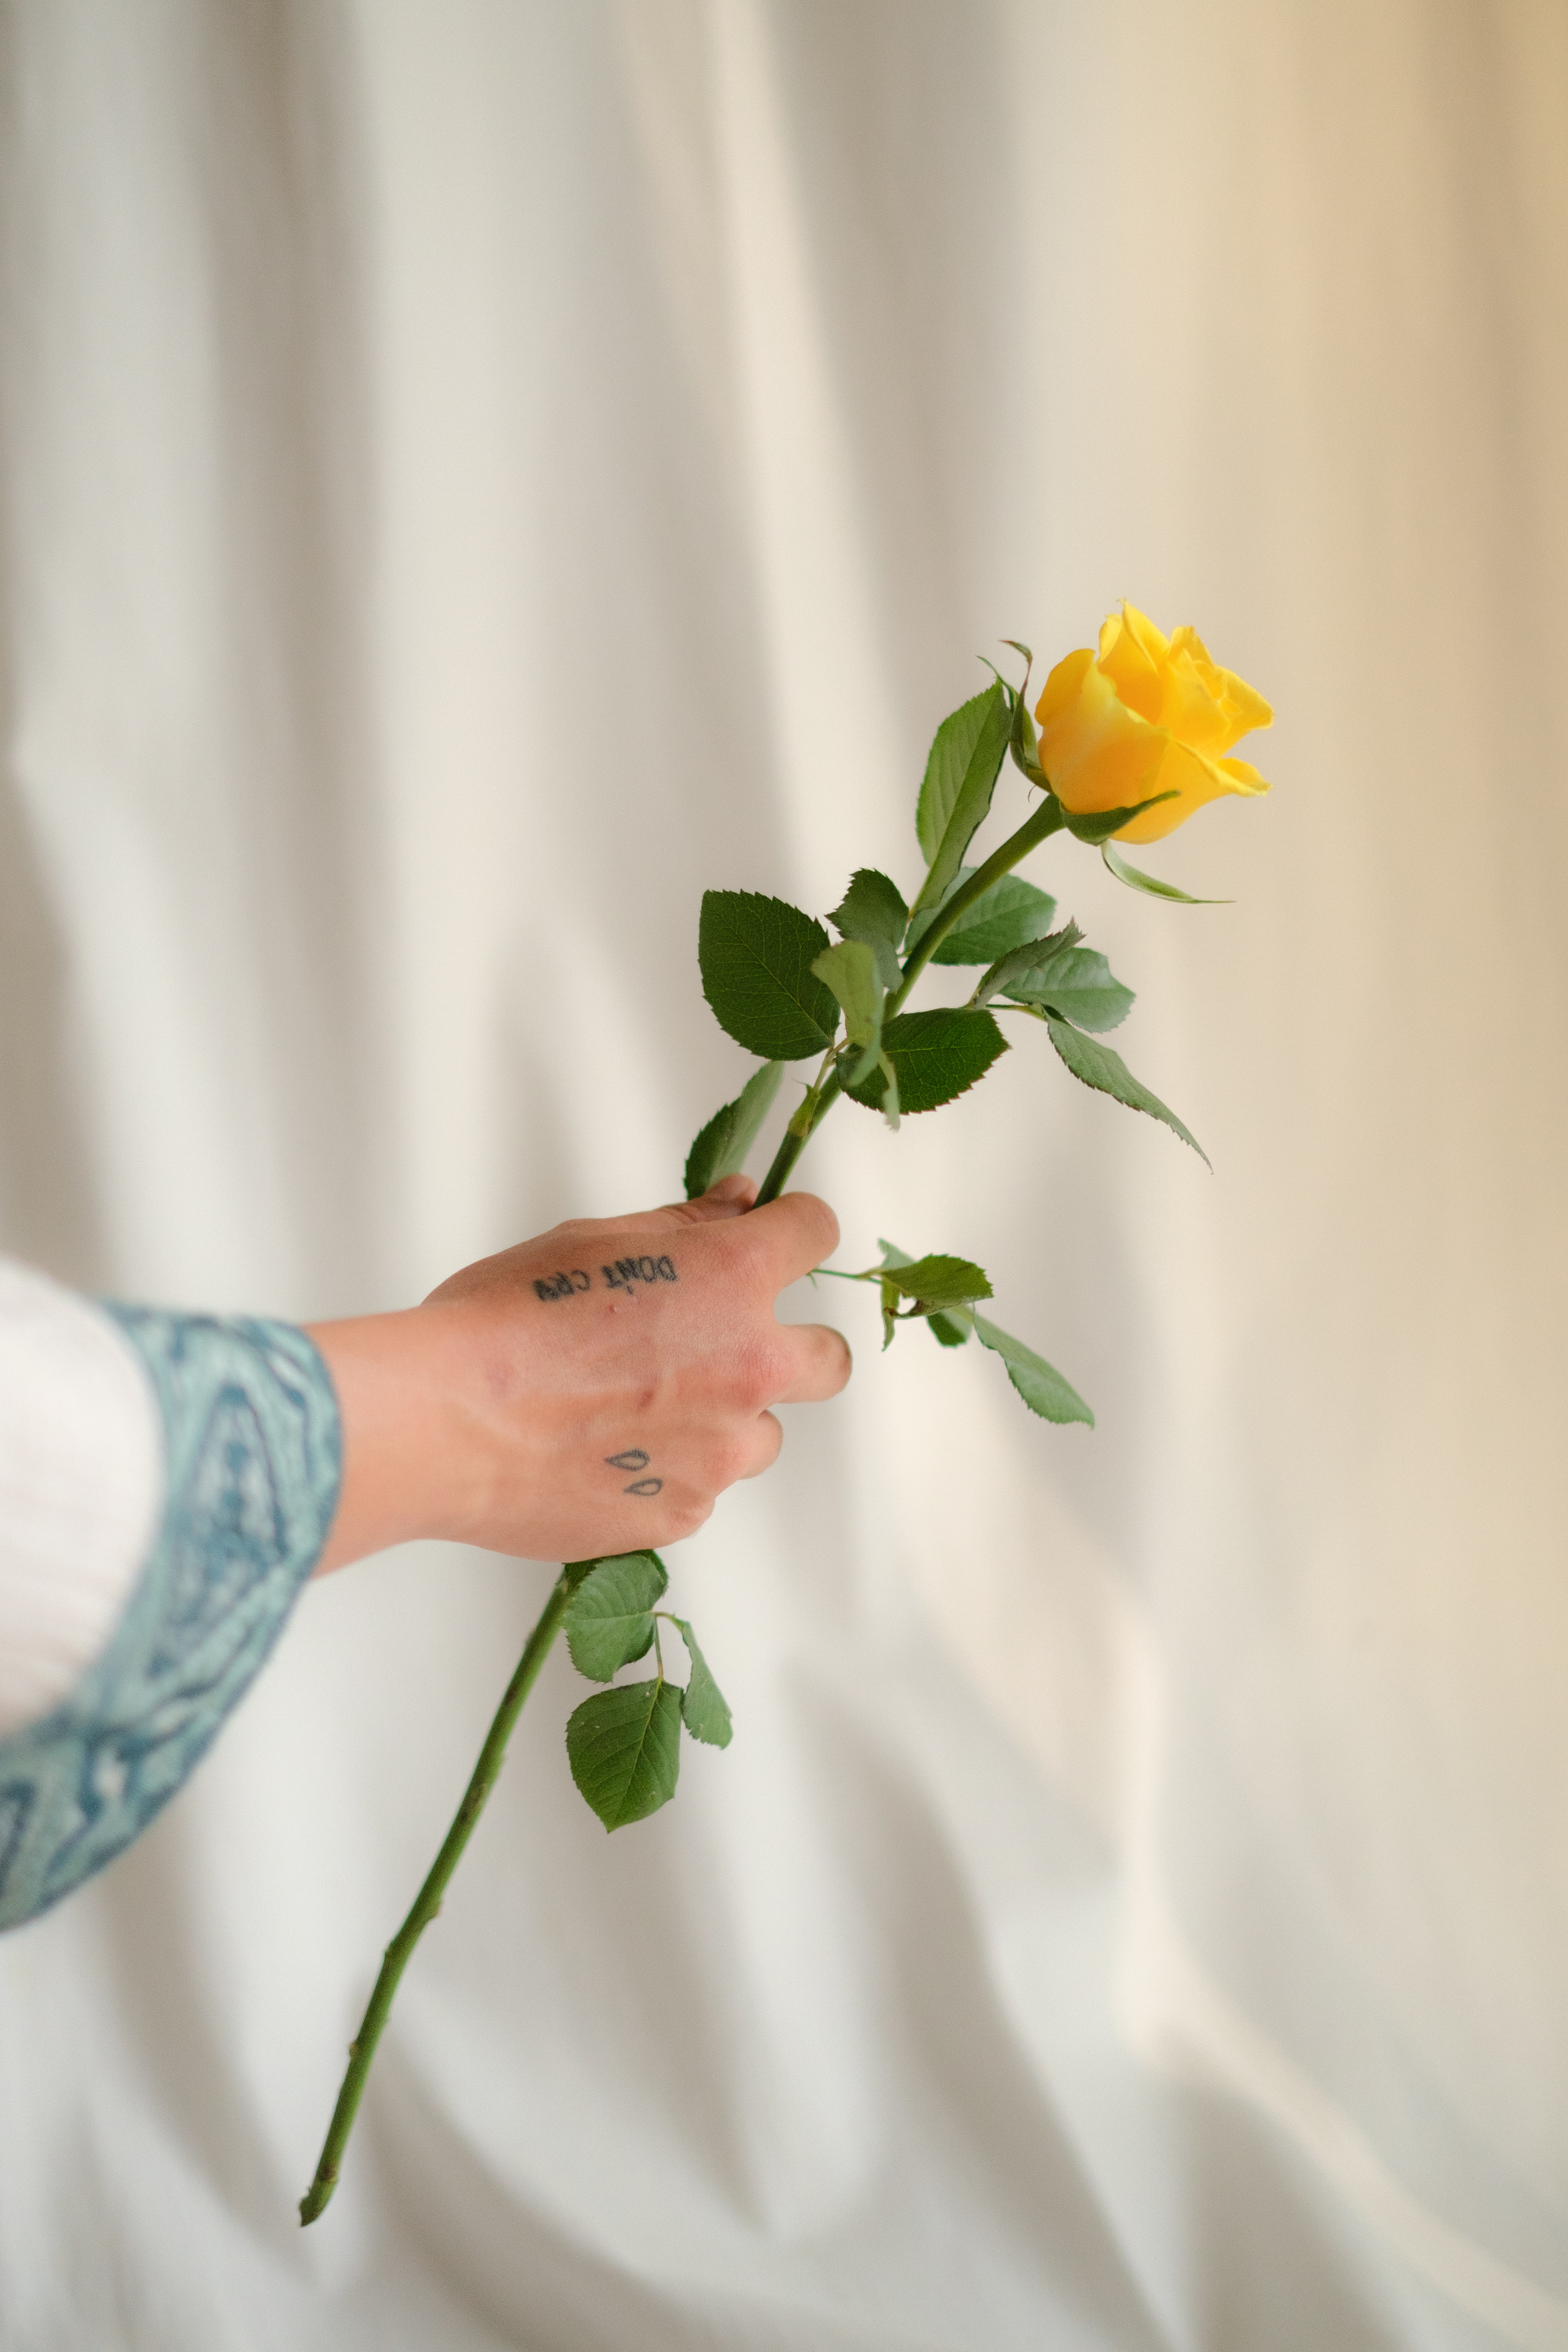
[1036,651,1168,813]
[1216,755,1270,794]
[1113,741,1271,844]
[1169,625,1273,751]
[1121,602,1173,668]
[1096,603,1166,724]
[1168,622,1215,673]
[1035,645,1094,726]
[1163,642,1231,757]
[1215,673,1274,744]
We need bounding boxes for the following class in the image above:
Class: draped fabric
[1,5,1564,2346]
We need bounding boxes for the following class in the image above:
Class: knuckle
[716,1222,773,1289]
[709,1431,755,1490]
[789,1189,840,1259]
[657,1199,709,1229]
[670,1495,712,1541]
[742,1336,792,1409]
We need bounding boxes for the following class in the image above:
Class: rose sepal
[1004,670,1050,787]
[1057,789,1180,844]
[1101,840,1227,905]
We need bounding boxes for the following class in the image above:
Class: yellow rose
[1034,603,1273,844]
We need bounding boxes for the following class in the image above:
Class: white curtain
[2,5,1565,2346]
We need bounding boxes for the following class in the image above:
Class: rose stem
[299,784,1066,2220]
[752,794,1064,1207]
[298,1559,596,2226]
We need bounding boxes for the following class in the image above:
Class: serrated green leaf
[876,1253,992,1312]
[916,690,991,863]
[972,1314,1094,1426]
[564,1552,669,1682]
[567,1679,683,1830]
[881,1237,1086,1408]
[913,684,1012,914]
[1102,840,1227,903]
[699,891,838,1060]
[812,938,883,1085]
[1047,1017,1208,1162]
[684,1061,785,1199]
[844,1006,1007,1116]
[876,1238,985,1338]
[829,868,907,988]
[929,875,1059,965]
[970,922,1084,1008]
[830,866,908,944]
[1058,790,1179,845]
[1003,946,1135,1034]
[670,1617,732,1748]
[881,1241,967,1344]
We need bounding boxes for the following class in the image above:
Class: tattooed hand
[306,1176,850,1570]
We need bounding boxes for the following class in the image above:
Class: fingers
[770,1321,852,1404]
[739,1410,784,1478]
[633,1175,759,1231]
[700,1173,755,1208]
[743,1191,841,1289]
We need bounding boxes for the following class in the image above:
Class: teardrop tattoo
[605,1447,662,1496]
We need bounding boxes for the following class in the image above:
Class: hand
[306,1178,850,1572]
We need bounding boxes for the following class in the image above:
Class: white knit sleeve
[0,1258,164,1738]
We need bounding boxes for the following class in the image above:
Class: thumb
[644,1173,758,1227]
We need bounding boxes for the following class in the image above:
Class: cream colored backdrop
[1,5,1564,2348]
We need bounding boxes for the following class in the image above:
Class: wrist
[306,1305,494,1572]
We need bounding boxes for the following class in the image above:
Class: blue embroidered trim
[0,1311,341,1931]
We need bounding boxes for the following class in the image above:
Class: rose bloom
[1035,604,1273,844]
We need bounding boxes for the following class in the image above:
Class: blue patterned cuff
[0,1310,341,1931]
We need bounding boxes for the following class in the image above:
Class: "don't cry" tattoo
[532,1254,678,1305]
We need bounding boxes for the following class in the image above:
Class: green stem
[754,1068,844,1206]
[751,794,1066,1204]
[887,795,1065,1015]
[298,1559,595,2226]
